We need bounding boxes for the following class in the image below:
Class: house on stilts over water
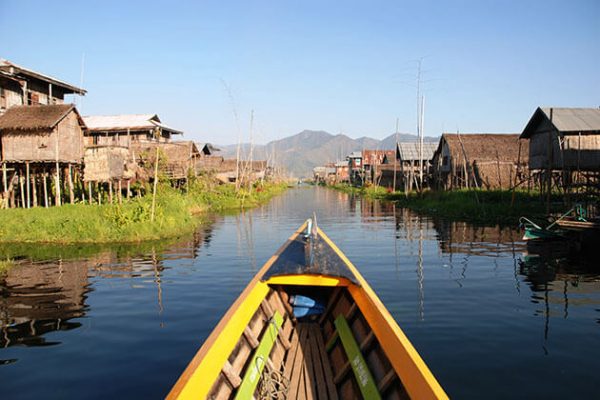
[520,107,600,216]
[0,104,86,208]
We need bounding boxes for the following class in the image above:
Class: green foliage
[0,258,14,274]
[0,177,287,244]
[331,184,563,225]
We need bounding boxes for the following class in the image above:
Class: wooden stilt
[118,180,122,204]
[98,182,102,205]
[108,181,113,203]
[68,164,75,204]
[43,171,49,208]
[126,180,131,199]
[88,182,93,205]
[2,162,7,209]
[19,174,25,208]
[26,162,30,208]
[31,169,37,207]
[55,162,61,206]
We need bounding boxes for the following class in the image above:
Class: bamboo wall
[1,111,84,163]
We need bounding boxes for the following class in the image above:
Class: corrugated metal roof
[541,108,600,132]
[0,58,87,95]
[83,114,183,135]
[348,151,362,158]
[335,161,348,167]
[521,107,600,138]
[396,142,437,161]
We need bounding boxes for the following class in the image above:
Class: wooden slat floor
[282,323,339,400]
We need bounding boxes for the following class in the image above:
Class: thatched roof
[521,107,600,138]
[439,133,528,164]
[0,104,83,131]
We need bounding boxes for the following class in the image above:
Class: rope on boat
[257,362,289,400]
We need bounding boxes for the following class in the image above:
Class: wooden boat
[168,219,448,400]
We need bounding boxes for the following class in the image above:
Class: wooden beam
[25,162,30,208]
[68,164,75,204]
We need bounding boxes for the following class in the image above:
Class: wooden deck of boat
[283,322,338,400]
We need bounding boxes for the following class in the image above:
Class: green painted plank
[334,314,382,400]
[234,311,284,400]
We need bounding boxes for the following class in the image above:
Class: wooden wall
[1,111,84,163]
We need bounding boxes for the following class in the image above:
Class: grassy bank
[330,184,561,225]
[0,258,14,274]
[0,178,287,244]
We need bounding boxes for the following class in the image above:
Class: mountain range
[219,130,438,177]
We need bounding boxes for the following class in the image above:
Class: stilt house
[520,107,600,210]
[0,58,86,113]
[432,133,529,190]
[396,142,438,191]
[83,114,183,147]
[0,104,86,207]
[362,150,395,185]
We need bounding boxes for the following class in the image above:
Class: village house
[334,160,349,183]
[396,142,438,191]
[0,104,86,208]
[0,59,86,113]
[83,114,182,147]
[347,151,363,185]
[432,133,529,190]
[520,107,600,210]
[362,149,395,185]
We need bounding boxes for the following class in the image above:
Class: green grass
[0,258,14,274]
[0,178,287,244]
[330,184,564,225]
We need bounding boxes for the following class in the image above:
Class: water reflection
[0,218,220,351]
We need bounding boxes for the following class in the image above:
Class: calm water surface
[1,187,599,399]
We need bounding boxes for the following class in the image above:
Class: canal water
[1,187,599,399]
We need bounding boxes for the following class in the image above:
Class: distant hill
[219,130,438,177]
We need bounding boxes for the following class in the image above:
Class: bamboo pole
[55,162,61,206]
[151,146,159,223]
[31,169,37,207]
[43,171,48,208]
[68,164,75,204]
[26,162,30,208]
[2,162,7,209]
[19,174,25,208]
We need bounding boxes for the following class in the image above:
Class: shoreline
[329,184,562,225]
[0,180,288,245]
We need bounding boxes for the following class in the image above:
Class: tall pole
[420,95,425,191]
[151,146,160,223]
[393,118,399,192]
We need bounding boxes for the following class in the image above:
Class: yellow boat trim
[265,274,351,287]
[167,222,308,400]
[318,228,449,400]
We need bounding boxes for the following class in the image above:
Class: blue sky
[1,0,598,145]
